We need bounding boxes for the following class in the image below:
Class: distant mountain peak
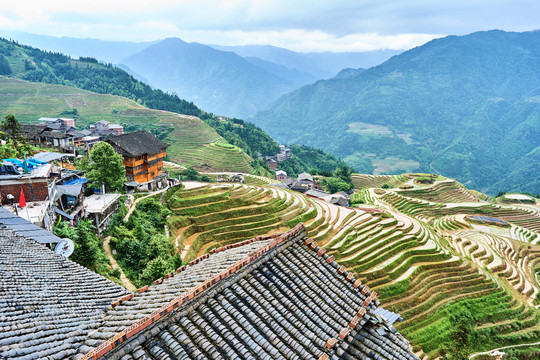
[251,29,540,195]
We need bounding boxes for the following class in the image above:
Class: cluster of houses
[261,144,291,170]
[21,117,124,151]
[1,125,169,235]
[275,170,351,207]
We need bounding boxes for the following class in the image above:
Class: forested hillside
[252,30,540,195]
[0,37,342,176]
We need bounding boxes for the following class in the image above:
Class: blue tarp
[3,159,23,167]
[3,158,46,169]
[64,178,87,185]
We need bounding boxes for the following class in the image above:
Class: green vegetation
[0,38,203,117]
[109,198,181,288]
[1,113,20,139]
[252,30,540,195]
[0,113,38,160]
[318,165,354,193]
[277,144,351,178]
[166,184,315,261]
[0,54,12,75]
[485,346,540,360]
[351,174,409,189]
[350,188,373,206]
[122,122,173,140]
[0,78,254,171]
[201,116,279,158]
[439,310,474,360]
[53,220,120,282]
[86,142,126,193]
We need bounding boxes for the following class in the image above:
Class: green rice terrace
[0,77,253,172]
[140,173,540,359]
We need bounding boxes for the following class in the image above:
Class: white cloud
[177,29,442,52]
[0,0,538,51]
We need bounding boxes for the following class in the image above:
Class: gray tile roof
[107,130,169,157]
[76,226,418,360]
[305,189,331,199]
[0,207,63,244]
[0,222,129,360]
[20,124,47,135]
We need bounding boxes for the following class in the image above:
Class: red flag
[19,189,26,208]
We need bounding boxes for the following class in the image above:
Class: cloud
[0,0,539,51]
[178,29,442,52]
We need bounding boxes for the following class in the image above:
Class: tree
[86,141,126,193]
[1,113,20,140]
[138,257,171,285]
[324,177,352,194]
[0,54,12,75]
[69,221,100,269]
[181,166,199,181]
[439,309,474,360]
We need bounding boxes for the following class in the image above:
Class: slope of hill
[0,77,253,172]
[251,30,540,195]
[0,37,348,175]
[121,38,317,118]
[162,174,540,358]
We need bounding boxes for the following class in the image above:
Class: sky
[1,0,540,52]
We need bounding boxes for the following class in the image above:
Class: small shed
[83,193,122,235]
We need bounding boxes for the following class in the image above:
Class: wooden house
[107,130,169,191]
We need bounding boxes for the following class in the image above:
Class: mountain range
[251,30,540,195]
[4,32,400,118]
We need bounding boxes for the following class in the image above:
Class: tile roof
[305,189,331,199]
[0,207,62,244]
[107,131,169,157]
[20,124,47,135]
[0,222,129,360]
[298,172,314,182]
[76,225,418,360]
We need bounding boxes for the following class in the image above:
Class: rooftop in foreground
[76,224,417,360]
[0,218,418,360]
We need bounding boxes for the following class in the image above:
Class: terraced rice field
[397,179,479,203]
[166,184,316,261]
[164,174,540,358]
[381,192,540,234]
[0,78,254,173]
[351,174,409,189]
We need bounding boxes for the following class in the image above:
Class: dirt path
[103,236,137,292]
[124,187,169,222]
[468,341,540,359]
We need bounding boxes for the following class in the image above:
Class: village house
[276,169,287,181]
[107,130,169,192]
[83,193,122,235]
[89,120,124,135]
[0,163,52,206]
[39,117,75,128]
[266,157,278,170]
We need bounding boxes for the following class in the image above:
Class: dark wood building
[107,130,169,191]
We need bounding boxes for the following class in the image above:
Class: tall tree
[86,141,126,193]
[68,220,100,270]
[1,113,20,140]
[0,54,12,75]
